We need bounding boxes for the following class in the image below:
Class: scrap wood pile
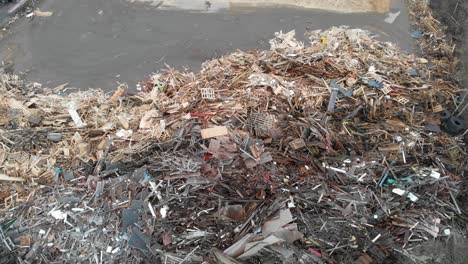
[0,25,467,263]
[408,0,461,82]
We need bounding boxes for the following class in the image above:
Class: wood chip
[110,87,125,103]
[289,138,306,149]
[386,119,407,127]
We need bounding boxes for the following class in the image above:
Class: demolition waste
[0,1,467,263]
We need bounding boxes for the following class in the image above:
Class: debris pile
[0,25,466,264]
[408,0,460,81]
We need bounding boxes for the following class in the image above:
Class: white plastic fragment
[287,196,295,208]
[50,209,67,220]
[325,165,347,174]
[371,233,382,243]
[357,173,367,182]
[392,188,406,196]
[430,170,441,179]
[407,192,419,202]
[106,246,112,253]
[392,188,419,202]
[116,129,133,139]
[384,11,401,24]
[68,109,85,128]
[148,202,156,218]
[160,205,169,218]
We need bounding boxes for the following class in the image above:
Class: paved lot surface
[0,0,411,91]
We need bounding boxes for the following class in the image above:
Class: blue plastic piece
[330,82,341,89]
[408,69,419,77]
[338,88,353,98]
[144,171,152,180]
[330,82,352,98]
[368,80,384,88]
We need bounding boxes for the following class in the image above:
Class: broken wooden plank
[201,126,228,139]
[0,174,25,182]
[378,144,401,152]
